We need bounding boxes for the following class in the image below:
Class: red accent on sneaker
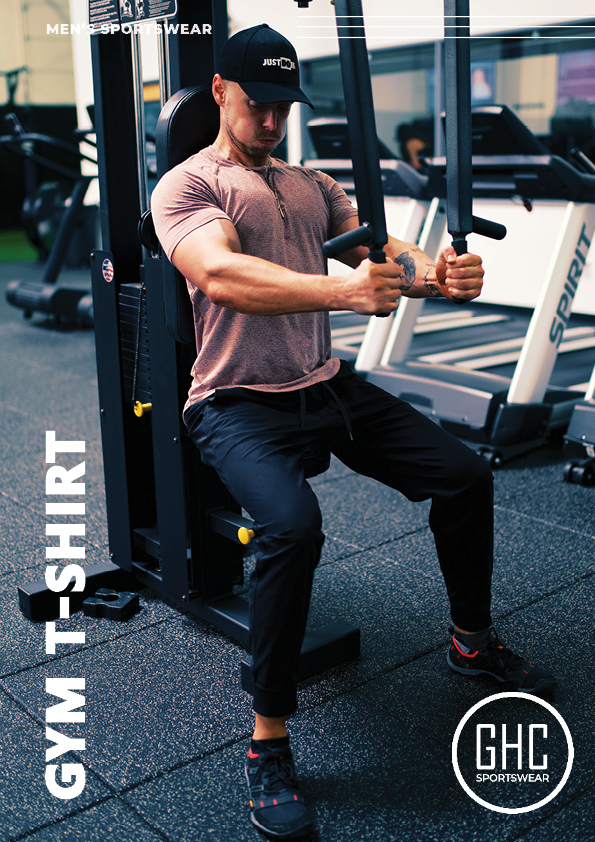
[294,795,298,801]
[453,636,479,658]
[274,799,278,806]
[248,748,260,759]
[260,801,264,808]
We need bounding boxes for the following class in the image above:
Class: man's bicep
[171,218,242,290]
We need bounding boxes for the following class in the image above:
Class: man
[152,23,557,841]
[396,118,433,172]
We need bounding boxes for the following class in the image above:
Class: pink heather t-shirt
[151,145,358,409]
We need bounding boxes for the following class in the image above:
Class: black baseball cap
[217,23,314,108]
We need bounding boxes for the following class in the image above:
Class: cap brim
[239,80,314,109]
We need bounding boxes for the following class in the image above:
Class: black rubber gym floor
[1,261,594,842]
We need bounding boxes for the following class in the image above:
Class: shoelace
[251,749,298,793]
[484,629,524,671]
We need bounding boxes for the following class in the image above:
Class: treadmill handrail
[304,157,429,199]
[425,154,595,203]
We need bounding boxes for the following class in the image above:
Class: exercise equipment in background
[362,101,595,467]
[1,113,96,324]
[563,148,595,487]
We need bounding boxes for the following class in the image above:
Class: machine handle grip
[322,222,375,259]
[323,222,387,264]
[450,216,507,259]
[449,214,506,299]
[472,215,507,241]
[447,237,470,302]
[451,237,468,257]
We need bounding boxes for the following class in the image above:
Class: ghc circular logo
[452,692,573,814]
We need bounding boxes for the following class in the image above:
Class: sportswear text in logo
[263,57,297,71]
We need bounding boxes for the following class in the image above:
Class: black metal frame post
[88,0,228,608]
[442,1,506,249]
[323,0,388,262]
[443,0,473,255]
[166,0,218,95]
[90,28,153,577]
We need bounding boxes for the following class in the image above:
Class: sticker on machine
[102,259,114,283]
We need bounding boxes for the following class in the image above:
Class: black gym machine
[1,113,97,324]
[18,0,509,687]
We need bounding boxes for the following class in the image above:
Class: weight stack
[119,283,151,406]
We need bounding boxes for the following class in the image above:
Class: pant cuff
[450,610,492,633]
[252,682,298,719]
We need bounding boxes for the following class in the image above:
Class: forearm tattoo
[393,249,444,297]
[392,250,417,291]
[423,263,444,298]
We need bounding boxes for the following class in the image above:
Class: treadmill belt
[330,300,595,394]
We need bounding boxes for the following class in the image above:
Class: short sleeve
[151,159,231,262]
[314,170,359,235]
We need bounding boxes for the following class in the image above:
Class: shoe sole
[249,813,314,840]
[446,650,558,694]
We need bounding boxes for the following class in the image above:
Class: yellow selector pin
[134,401,152,417]
[237,527,255,545]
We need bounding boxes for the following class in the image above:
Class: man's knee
[466,449,494,487]
[445,442,494,496]
[257,492,324,561]
[272,506,324,553]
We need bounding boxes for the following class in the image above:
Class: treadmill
[365,105,595,466]
[564,366,595,486]
[305,117,429,198]
[562,149,595,487]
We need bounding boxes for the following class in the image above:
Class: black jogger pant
[185,361,494,718]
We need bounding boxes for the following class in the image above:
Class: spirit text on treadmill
[549,223,591,347]
[44,431,87,800]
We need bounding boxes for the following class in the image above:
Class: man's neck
[213,133,269,168]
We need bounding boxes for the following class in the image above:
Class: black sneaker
[447,627,558,694]
[245,741,314,839]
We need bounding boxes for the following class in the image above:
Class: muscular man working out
[152,23,557,840]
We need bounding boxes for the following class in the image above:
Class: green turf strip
[0,229,39,262]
